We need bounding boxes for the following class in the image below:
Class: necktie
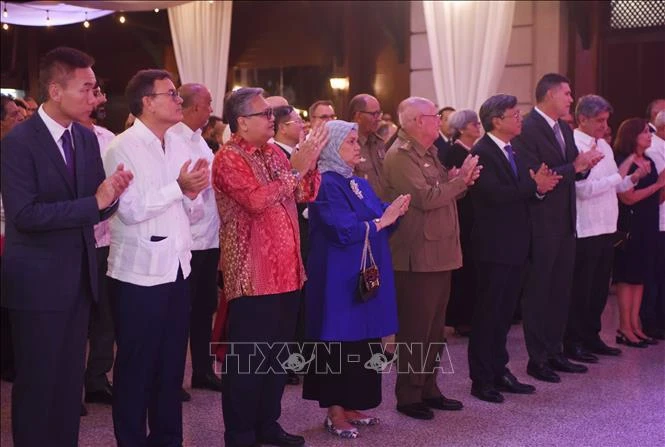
[552,122,566,158]
[61,129,76,179]
[505,144,518,178]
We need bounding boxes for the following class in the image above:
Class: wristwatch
[373,218,381,229]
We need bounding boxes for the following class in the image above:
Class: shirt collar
[534,106,557,129]
[130,117,166,149]
[487,132,511,150]
[229,133,271,155]
[397,128,430,157]
[38,104,73,144]
[169,121,202,143]
[274,140,295,155]
[573,128,595,148]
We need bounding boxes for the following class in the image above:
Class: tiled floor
[1,294,664,446]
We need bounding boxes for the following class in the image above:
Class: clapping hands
[529,163,563,194]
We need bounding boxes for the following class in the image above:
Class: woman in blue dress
[302,120,410,439]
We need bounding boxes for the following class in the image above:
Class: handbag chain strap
[360,221,377,270]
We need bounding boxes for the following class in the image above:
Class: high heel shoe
[634,332,658,345]
[324,416,359,439]
[348,416,380,426]
[615,330,648,348]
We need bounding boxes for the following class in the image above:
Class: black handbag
[358,222,380,302]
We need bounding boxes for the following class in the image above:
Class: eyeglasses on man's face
[285,119,304,125]
[419,113,442,120]
[241,108,274,120]
[500,110,522,120]
[358,110,383,119]
[147,89,181,100]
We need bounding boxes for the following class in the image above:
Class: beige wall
[410,0,569,113]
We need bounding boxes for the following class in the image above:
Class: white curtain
[423,0,515,111]
[168,1,232,116]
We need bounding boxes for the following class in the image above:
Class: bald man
[383,97,480,420]
[349,94,390,200]
[169,83,222,392]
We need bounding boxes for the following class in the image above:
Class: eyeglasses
[284,119,304,125]
[241,108,274,119]
[312,114,337,120]
[358,110,383,119]
[147,89,181,100]
[500,111,522,120]
[419,113,442,120]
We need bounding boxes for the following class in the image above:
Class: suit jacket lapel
[529,109,566,162]
[33,115,76,195]
[484,135,518,184]
[72,123,86,196]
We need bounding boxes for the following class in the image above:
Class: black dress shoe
[423,395,463,411]
[192,372,223,392]
[634,332,658,345]
[85,383,113,405]
[584,339,622,356]
[494,373,536,394]
[526,361,561,383]
[471,383,504,403]
[257,427,305,447]
[564,344,599,364]
[181,388,191,402]
[396,402,434,420]
[615,330,648,348]
[548,354,588,373]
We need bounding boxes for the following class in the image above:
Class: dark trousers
[11,290,90,446]
[85,246,115,391]
[110,268,190,447]
[565,234,614,347]
[189,248,220,378]
[446,255,476,328]
[522,234,576,364]
[468,261,524,385]
[394,270,451,406]
[222,291,300,447]
[641,232,665,333]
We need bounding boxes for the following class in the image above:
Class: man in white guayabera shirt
[563,94,649,362]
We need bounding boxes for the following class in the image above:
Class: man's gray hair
[223,87,264,133]
[478,94,518,132]
[448,109,479,136]
[397,97,434,127]
[655,110,665,129]
[575,94,613,121]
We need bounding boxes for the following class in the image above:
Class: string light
[3,2,8,18]
[119,13,126,24]
[154,8,159,13]
[2,23,8,31]
[83,11,89,28]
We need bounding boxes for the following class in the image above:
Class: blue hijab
[317,120,357,179]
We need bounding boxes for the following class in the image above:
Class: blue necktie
[505,144,518,178]
[61,129,76,179]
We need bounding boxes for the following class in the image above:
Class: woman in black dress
[443,110,482,336]
[613,118,665,347]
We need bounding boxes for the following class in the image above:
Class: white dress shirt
[574,129,634,238]
[93,125,116,248]
[167,122,220,250]
[645,133,665,232]
[38,105,75,162]
[103,118,203,287]
[487,132,512,161]
[534,106,565,144]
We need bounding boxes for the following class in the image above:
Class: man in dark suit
[468,94,561,403]
[512,73,603,383]
[0,47,132,446]
[434,106,456,165]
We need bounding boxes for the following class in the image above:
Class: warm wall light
[2,23,8,30]
[329,77,349,91]
[3,2,7,18]
[154,8,159,13]
[83,12,89,28]
[119,14,126,24]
